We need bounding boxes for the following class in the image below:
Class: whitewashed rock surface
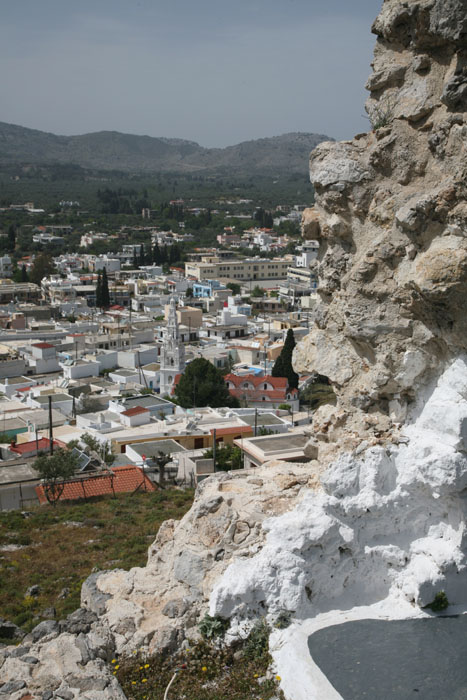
[1,0,467,697]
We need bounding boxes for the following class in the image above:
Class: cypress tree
[20,264,28,282]
[133,250,138,269]
[281,328,299,389]
[271,354,284,378]
[272,329,299,389]
[101,267,110,309]
[95,271,102,308]
[7,224,16,252]
[139,244,145,267]
[152,242,160,265]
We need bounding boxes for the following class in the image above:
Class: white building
[92,256,121,273]
[120,406,151,427]
[159,297,185,397]
[0,255,13,277]
[28,343,61,374]
[216,308,248,327]
[295,241,319,268]
[60,359,100,380]
[0,376,36,398]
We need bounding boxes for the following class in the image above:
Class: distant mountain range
[0,122,333,175]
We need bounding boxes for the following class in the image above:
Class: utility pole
[128,299,133,350]
[212,428,216,472]
[48,395,53,455]
[254,408,258,437]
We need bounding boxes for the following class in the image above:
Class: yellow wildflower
[276,675,281,681]
[254,673,259,678]
[111,659,117,664]
[114,665,119,670]
[144,663,150,668]
[202,666,207,672]
[142,678,148,683]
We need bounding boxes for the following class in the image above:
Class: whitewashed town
[0,203,324,510]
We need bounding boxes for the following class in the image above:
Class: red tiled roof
[121,406,149,417]
[32,342,54,349]
[224,374,289,389]
[35,465,156,504]
[210,426,253,437]
[171,373,182,394]
[11,438,64,455]
[224,373,298,402]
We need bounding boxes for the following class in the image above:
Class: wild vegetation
[115,618,285,700]
[0,489,194,642]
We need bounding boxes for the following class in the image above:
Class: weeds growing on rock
[424,591,449,612]
[198,613,230,640]
[115,635,285,700]
[366,96,396,130]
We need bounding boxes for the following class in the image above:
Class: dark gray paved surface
[308,616,467,699]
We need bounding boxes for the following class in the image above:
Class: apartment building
[185,257,291,281]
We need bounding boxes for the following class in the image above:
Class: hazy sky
[1,0,380,147]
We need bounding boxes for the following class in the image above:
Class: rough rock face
[211,358,467,622]
[1,2,466,698]
[295,0,467,458]
[82,463,320,657]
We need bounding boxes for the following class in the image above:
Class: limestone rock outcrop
[294,0,467,459]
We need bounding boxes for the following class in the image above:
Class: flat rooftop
[2,376,34,384]
[250,433,306,451]
[122,395,172,409]
[33,393,72,403]
[128,439,186,457]
[241,413,283,427]
[0,463,39,485]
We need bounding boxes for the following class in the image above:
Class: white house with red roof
[224,374,299,411]
[0,375,37,398]
[120,406,151,428]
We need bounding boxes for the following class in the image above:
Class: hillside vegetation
[0,121,332,174]
[0,490,194,642]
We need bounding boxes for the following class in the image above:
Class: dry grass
[0,489,194,641]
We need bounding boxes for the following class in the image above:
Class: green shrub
[274,610,292,629]
[425,591,449,612]
[198,613,230,639]
[243,618,270,659]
